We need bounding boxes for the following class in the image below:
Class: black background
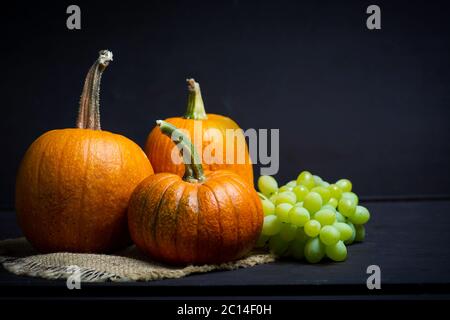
[1,0,450,209]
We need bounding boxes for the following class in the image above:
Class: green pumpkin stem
[184,78,208,120]
[156,120,205,183]
[76,50,113,130]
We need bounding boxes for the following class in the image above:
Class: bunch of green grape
[256,171,370,263]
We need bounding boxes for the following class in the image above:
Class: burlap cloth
[0,238,275,282]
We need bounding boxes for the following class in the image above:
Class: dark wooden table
[1,200,450,300]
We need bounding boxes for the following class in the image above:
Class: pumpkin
[129,120,263,265]
[144,79,254,186]
[15,50,154,253]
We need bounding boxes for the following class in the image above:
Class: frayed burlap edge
[0,238,275,282]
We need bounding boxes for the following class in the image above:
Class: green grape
[295,227,309,242]
[289,206,310,227]
[319,181,330,188]
[262,215,282,236]
[261,199,275,216]
[321,204,336,212]
[326,241,347,262]
[294,201,304,207]
[298,178,315,190]
[283,246,293,258]
[297,170,312,182]
[344,221,356,245]
[303,192,323,214]
[333,222,353,241]
[314,208,336,226]
[304,237,325,263]
[313,175,323,186]
[275,191,296,205]
[335,211,346,223]
[349,206,370,225]
[275,203,293,223]
[270,194,279,203]
[326,198,339,209]
[311,186,331,204]
[304,219,321,237]
[338,198,356,217]
[290,238,306,260]
[258,175,279,196]
[342,192,358,205]
[355,224,366,242]
[286,180,297,187]
[296,171,315,190]
[327,198,339,209]
[336,179,352,192]
[293,185,309,202]
[269,234,290,256]
[280,223,297,242]
[328,184,343,200]
[279,185,293,192]
[255,234,269,247]
[319,225,340,246]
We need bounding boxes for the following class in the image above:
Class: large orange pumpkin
[15,50,154,253]
[129,120,263,265]
[144,79,254,186]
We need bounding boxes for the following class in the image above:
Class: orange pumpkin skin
[16,128,154,253]
[144,79,254,186]
[128,170,263,265]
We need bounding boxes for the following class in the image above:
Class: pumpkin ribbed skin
[145,115,254,186]
[16,128,154,253]
[128,170,263,265]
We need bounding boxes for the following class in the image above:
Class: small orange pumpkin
[15,50,154,253]
[129,120,263,265]
[144,79,254,186]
